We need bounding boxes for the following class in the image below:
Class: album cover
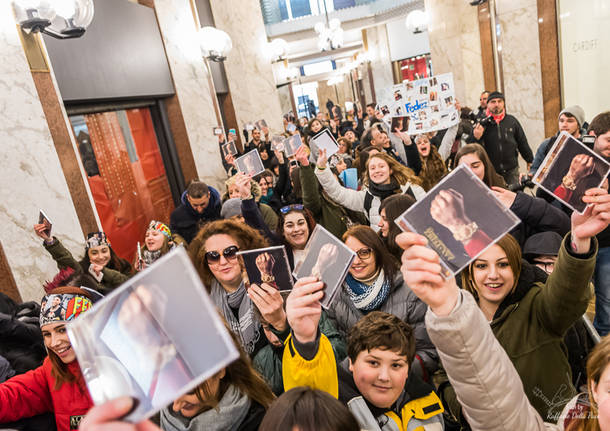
[310,129,339,158]
[221,141,238,156]
[67,248,239,423]
[394,164,520,277]
[293,225,356,309]
[532,131,610,214]
[255,119,268,131]
[284,134,303,157]
[271,135,286,152]
[235,150,265,177]
[238,246,293,292]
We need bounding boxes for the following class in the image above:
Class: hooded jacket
[326,271,439,379]
[0,357,93,431]
[170,187,222,244]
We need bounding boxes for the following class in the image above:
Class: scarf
[345,269,391,311]
[160,384,251,431]
[210,280,261,355]
[489,109,506,124]
[143,249,162,266]
[368,179,400,201]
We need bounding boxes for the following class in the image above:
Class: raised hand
[234,172,252,199]
[79,396,161,431]
[286,277,324,343]
[571,188,610,253]
[396,232,459,317]
[295,145,310,166]
[33,223,51,242]
[316,148,328,169]
[491,186,517,209]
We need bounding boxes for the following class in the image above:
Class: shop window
[70,108,175,263]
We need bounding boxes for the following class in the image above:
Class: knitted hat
[148,220,171,239]
[221,198,243,219]
[86,231,110,249]
[559,105,585,128]
[487,91,505,103]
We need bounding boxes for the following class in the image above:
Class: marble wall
[154,0,227,190]
[496,0,545,153]
[0,4,85,302]
[366,25,394,101]
[424,0,485,110]
[209,0,285,135]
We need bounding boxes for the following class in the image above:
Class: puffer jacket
[314,167,425,232]
[326,272,439,378]
[426,290,558,430]
[0,357,93,431]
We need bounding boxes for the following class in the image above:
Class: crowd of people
[2,92,610,431]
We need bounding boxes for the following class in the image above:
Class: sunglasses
[355,247,373,260]
[205,245,240,264]
[280,204,304,214]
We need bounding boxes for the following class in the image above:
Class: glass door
[70,107,175,262]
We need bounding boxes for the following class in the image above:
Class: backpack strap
[363,191,374,221]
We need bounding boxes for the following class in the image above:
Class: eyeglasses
[280,204,304,214]
[533,260,555,273]
[205,245,240,264]
[355,247,373,260]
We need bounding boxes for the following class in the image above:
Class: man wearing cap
[469,91,533,185]
[529,105,586,177]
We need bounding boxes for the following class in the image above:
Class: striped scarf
[345,269,391,312]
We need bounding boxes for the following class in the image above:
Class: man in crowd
[476,90,489,120]
[469,91,533,185]
[245,127,270,154]
[169,180,221,244]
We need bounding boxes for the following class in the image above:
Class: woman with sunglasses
[327,225,439,379]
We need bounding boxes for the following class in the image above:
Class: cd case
[67,248,239,423]
[271,135,286,152]
[221,141,238,156]
[38,209,53,236]
[255,119,268,131]
[235,149,265,177]
[310,129,339,158]
[293,225,356,309]
[238,246,294,292]
[394,164,520,277]
[284,134,303,157]
[532,131,610,214]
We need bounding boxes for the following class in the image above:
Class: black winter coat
[170,187,222,244]
[508,192,571,246]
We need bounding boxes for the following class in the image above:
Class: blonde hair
[225,174,261,200]
[362,152,421,187]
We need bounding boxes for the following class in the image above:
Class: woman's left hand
[571,188,610,253]
[249,283,287,331]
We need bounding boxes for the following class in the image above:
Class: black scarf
[368,179,400,201]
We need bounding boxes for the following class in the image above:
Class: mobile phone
[229,128,236,135]
[582,135,596,150]
[289,160,299,167]
[213,127,223,136]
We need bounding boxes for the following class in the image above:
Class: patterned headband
[40,293,92,327]
[86,232,110,249]
[148,220,172,239]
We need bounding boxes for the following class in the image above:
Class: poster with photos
[532,131,610,214]
[284,134,303,157]
[221,141,238,157]
[67,248,239,423]
[394,164,520,277]
[310,129,339,158]
[238,246,294,292]
[235,150,265,177]
[293,225,356,309]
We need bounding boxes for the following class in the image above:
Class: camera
[508,174,536,192]
[477,115,494,128]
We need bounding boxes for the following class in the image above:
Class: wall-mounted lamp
[12,0,94,39]
[199,26,232,62]
[405,9,428,34]
[269,38,288,62]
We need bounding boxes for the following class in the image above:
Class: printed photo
[380,105,390,116]
[38,209,53,237]
[406,82,414,90]
[245,123,255,131]
[415,122,423,130]
[235,150,265,177]
[293,225,356,309]
[213,127,223,136]
[391,116,409,133]
[533,132,610,213]
[444,96,453,106]
[271,135,286,152]
[429,91,438,102]
[441,82,450,91]
[238,246,293,292]
[395,164,520,276]
[393,90,403,101]
[67,249,239,423]
[419,86,428,95]
[284,134,303,157]
[429,77,438,87]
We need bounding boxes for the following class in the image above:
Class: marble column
[496,0,545,152]
[0,5,85,302]
[424,0,485,109]
[365,25,394,100]
[154,0,227,190]
[209,0,285,134]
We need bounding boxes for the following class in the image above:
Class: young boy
[283,276,444,430]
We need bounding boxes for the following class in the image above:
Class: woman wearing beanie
[136,220,181,271]
[33,225,133,293]
[0,271,94,431]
